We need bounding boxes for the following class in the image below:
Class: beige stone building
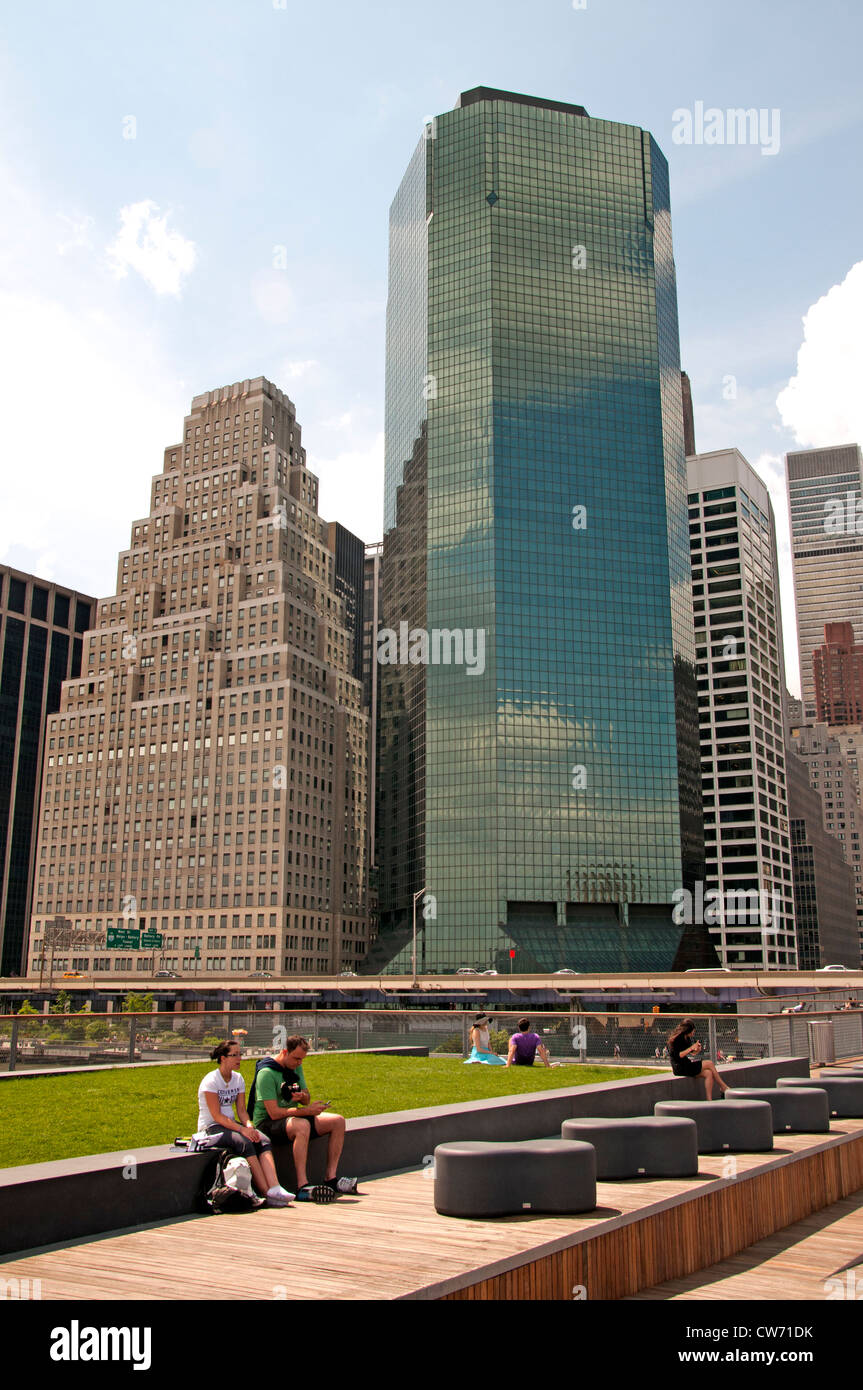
[27,378,369,980]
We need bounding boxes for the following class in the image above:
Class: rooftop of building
[456,87,589,120]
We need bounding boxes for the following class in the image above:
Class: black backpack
[198,1150,265,1215]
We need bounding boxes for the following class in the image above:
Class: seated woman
[464,1013,506,1065]
[197,1040,294,1205]
[667,1019,729,1100]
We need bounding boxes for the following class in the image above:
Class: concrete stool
[725,1086,830,1133]
[777,1075,863,1117]
[654,1099,774,1153]
[561,1116,699,1179]
[825,1066,863,1077]
[433,1139,597,1218]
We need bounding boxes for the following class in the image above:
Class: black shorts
[259,1114,321,1143]
[204,1124,272,1157]
[671,1060,703,1078]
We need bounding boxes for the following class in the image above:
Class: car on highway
[154,970,180,979]
[817,964,852,972]
[339,971,359,978]
[684,967,731,974]
[61,971,85,978]
[248,970,273,979]
[456,967,479,975]
[481,969,499,975]
[553,969,580,975]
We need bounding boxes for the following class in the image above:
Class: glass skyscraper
[376,87,707,973]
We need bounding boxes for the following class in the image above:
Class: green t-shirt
[252,1061,307,1128]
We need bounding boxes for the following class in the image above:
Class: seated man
[505,1017,552,1068]
[249,1035,359,1202]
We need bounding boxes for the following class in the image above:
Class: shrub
[435,1034,463,1054]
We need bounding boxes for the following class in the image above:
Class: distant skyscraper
[376,87,709,973]
[26,378,369,981]
[681,371,697,458]
[786,748,860,969]
[687,450,796,969]
[813,621,863,726]
[0,569,94,975]
[786,444,863,720]
[788,720,863,963]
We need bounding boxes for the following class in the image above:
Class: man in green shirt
[250,1035,359,1202]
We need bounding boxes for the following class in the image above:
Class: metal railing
[1,1006,860,1073]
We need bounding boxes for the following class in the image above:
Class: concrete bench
[654,1099,774,1153]
[561,1116,698,1179]
[724,1086,830,1133]
[777,1075,863,1117]
[433,1139,597,1218]
[826,1066,863,1077]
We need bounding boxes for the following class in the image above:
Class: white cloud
[280,359,319,381]
[314,431,385,543]
[777,260,863,446]
[0,290,183,600]
[106,200,197,296]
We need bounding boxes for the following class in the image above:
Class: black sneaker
[295,1183,337,1204]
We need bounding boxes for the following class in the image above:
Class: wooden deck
[2,1121,862,1301]
[629,1191,863,1300]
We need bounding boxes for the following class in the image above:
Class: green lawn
[1,1055,653,1169]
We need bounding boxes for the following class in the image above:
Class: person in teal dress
[464,1013,506,1065]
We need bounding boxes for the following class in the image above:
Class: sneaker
[265,1185,295,1207]
[294,1183,337,1204]
[330,1176,360,1195]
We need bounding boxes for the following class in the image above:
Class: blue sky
[1,0,862,695]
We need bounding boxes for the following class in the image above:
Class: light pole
[411,886,428,986]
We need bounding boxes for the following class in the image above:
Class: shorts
[513,1056,536,1066]
[671,1060,703,1078]
[204,1124,272,1157]
[259,1114,322,1143]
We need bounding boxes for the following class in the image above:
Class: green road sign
[194,946,201,960]
[107,926,141,949]
[140,930,163,949]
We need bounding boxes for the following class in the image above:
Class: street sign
[140,930,163,949]
[107,926,141,949]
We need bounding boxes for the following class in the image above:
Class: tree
[50,990,72,1014]
[121,991,153,1014]
[15,999,41,1038]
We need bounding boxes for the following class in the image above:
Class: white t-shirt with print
[197,1067,245,1132]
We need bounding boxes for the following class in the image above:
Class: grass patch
[0,1055,654,1170]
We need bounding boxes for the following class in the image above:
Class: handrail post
[128,1016,137,1063]
[9,1017,18,1072]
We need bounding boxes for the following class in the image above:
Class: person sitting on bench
[249,1035,359,1202]
[197,1040,294,1206]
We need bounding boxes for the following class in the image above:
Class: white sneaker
[334,1175,360,1195]
[266,1185,295,1206]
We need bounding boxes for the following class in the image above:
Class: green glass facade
[376,89,706,973]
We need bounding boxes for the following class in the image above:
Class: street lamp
[411,886,428,986]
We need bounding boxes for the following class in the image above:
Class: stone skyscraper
[786,444,863,720]
[376,87,708,973]
[27,378,369,980]
[687,450,796,969]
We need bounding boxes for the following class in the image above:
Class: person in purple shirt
[506,1017,552,1068]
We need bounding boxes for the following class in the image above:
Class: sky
[1,0,862,698]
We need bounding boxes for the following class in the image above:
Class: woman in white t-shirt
[197,1041,294,1206]
[464,1012,506,1065]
